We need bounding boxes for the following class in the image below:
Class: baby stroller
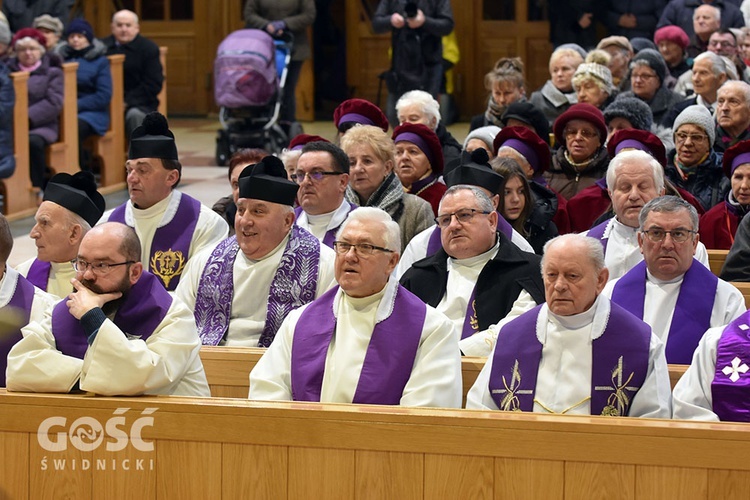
[214,29,300,166]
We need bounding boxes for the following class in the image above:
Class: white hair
[395,90,441,128]
[693,51,728,77]
[694,4,720,22]
[337,207,401,252]
[542,234,605,273]
[606,149,665,193]
[278,148,302,168]
[719,79,750,103]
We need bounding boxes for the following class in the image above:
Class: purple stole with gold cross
[290,284,426,404]
[26,259,51,291]
[712,311,750,422]
[50,272,171,359]
[0,274,36,385]
[611,260,717,364]
[488,303,651,416]
[109,194,201,291]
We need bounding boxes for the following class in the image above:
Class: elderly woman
[529,47,584,127]
[393,122,445,215]
[700,139,750,248]
[340,124,434,251]
[463,125,500,158]
[618,49,683,125]
[56,19,112,172]
[212,148,270,235]
[654,25,691,81]
[571,51,616,111]
[470,57,526,131]
[545,103,609,200]
[396,90,461,166]
[667,105,729,211]
[7,28,63,197]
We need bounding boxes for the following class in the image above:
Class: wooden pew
[707,248,728,276]
[46,62,80,175]
[157,46,167,117]
[87,54,125,193]
[1,71,38,220]
[2,391,750,499]
[200,347,691,402]
[731,281,750,308]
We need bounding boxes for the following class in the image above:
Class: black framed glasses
[640,228,696,243]
[72,259,135,274]
[434,208,491,228]
[332,241,394,256]
[290,171,343,184]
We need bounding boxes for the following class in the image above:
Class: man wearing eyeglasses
[176,156,336,347]
[400,185,545,355]
[249,207,462,407]
[292,141,355,248]
[603,196,744,365]
[7,222,211,396]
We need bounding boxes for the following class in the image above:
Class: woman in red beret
[392,123,445,215]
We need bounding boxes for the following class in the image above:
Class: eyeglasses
[434,208,491,228]
[72,259,135,274]
[675,132,708,144]
[290,170,343,184]
[640,228,696,243]
[563,127,598,140]
[332,241,394,256]
[631,72,658,81]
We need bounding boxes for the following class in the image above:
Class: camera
[404,2,418,19]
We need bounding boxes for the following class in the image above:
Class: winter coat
[0,62,15,178]
[2,0,73,33]
[243,0,316,61]
[544,146,610,200]
[658,0,745,39]
[602,0,668,40]
[699,197,746,249]
[618,87,683,128]
[7,54,63,144]
[102,34,162,113]
[666,150,729,211]
[529,80,578,129]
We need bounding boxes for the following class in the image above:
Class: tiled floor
[7,118,470,267]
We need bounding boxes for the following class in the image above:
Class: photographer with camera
[373,0,454,123]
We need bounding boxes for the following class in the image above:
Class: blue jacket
[0,62,15,178]
[658,0,745,39]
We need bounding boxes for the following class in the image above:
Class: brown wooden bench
[46,62,79,176]
[731,281,750,309]
[707,248,728,276]
[158,46,167,117]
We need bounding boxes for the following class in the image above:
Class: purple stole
[290,284,426,404]
[587,219,611,253]
[50,272,171,359]
[712,311,750,421]
[294,202,357,248]
[109,194,202,291]
[488,303,651,416]
[426,212,514,256]
[26,259,51,291]
[611,260,718,364]
[195,225,321,347]
[0,274,36,386]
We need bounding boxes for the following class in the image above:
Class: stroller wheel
[216,130,230,166]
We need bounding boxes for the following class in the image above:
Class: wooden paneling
[565,462,635,500]
[424,454,493,499]
[708,470,750,497]
[92,445,157,499]
[0,431,28,498]
[4,71,37,220]
[636,465,708,500]
[156,441,221,498]
[495,458,563,500]
[356,450,423,499]
[223,444,288,499]
[707,249,728,275]
[289,447,354,499]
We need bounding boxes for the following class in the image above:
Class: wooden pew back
[707,249,728,276]
[46,62,79,175]
[158,47,167,116]
[731,281,750,309]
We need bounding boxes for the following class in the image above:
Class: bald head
[85,222,142,263]
[111,10,140,44]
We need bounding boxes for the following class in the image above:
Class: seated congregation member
[602,95,655,145]
[393,122,445,215]
[32,14,64,53]
[545,103,609,200]
[102,112,228,291]
[333,98,389,141]
[500,101,550,144]
[7,222,211,396]
[667,105,728,211]
[400,185,545,346]
[716,80,750,152]
[212,148,270,236]
[395,150,534,278]
[654,25,692,81]
[604,196,745,364]
[528,47,583,128]
[470,57,527,132]
[292,141,354,247]
[700,139,750,248]
[0,58,12,177]
[466,234,672,418]
[462,125,500,159]
[596,36,634,89]
[662,52,728,128]
[586,149,710,280]
[571,51,616,111]
[396,90,461,167]
[618,49,683,126]
[176,156,336,347]
[16,172,105,299]
[249,207,462,407]
[341,125,434,251]
[0,214,55,386]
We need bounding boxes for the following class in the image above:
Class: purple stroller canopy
[214,29,278,108]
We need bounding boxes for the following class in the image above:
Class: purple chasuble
[194,226,321,347]
[109,194,201,291]
[426,212,514,256]
[611,260,718,364]
[290,284,426,404]
[712,311,750,421]
[587,219,611,253]
[50,272,172,359]
[294,202,356,249]
[0,275,35,385]
[26,259,51,291]
[488,302,651,416]
[461,288,479,339]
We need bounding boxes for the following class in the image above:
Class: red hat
[288,134,329,151]
[392,122,444,174]
[493,126,551,175]
[607,129,667,168]
[654,26,690,51]
[553,103,607,147]
[722,139,750,178]
[11,27,47,50]
[333,98,389,133]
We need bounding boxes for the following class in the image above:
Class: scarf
[484,95,505,127]
[345,172,405,223]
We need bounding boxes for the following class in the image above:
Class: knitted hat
[573,62,615,95]
[462,125,500,151]
[289,134,329,151]
[630,49,668,84]
[443,149,504,194]
[333,98,389,133]
[556,43,587,61]
[721,139,750,178]
[392,122,444,175]
[631,38,657,53]
[238,156,298,206]
[607,129,667,168]
[673,105,716,146]
[493,126,551,175]
[654,25,690,51]
[0,22,10,46]
[603,96,654,131]
[10,28,47,50]
[501,101,550,143]
[43,171,105,227]
[597,36,633,54]
[553,103,607,145]
[32,14,63,36]
[128,112,179,161]
[65,18,94,43]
